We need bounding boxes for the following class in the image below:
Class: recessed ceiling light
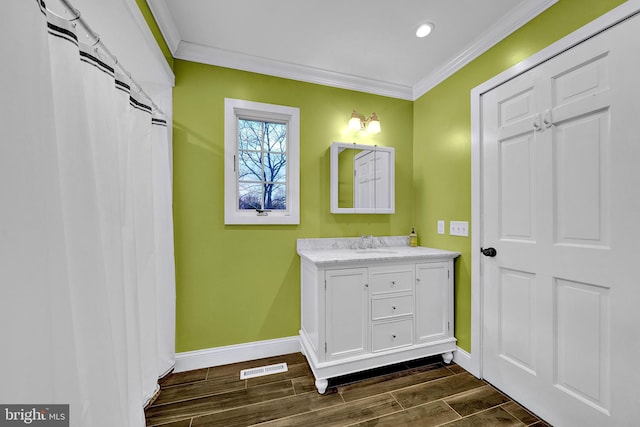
[416,23,434,38]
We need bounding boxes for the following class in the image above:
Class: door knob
[481,247,497,257]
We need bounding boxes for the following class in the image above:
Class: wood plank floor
[145,353,550,427]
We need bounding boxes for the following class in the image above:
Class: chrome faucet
[360,234,374,249]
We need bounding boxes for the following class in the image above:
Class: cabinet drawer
[371,295,413,320]
[370,266,413,294]
[371,318,413,352]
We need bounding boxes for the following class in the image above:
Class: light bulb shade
[348,110,363,131]
[367,113,381,134]
[349,117,362,131]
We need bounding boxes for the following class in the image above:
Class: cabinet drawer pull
[392,306,396,310]
[391,281,396,286]
[392,334,397,339]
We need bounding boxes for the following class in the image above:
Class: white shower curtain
[0,2,176,426]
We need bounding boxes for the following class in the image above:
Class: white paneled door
[481,13,640,426]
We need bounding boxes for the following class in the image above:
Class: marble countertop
[297,236,460,265]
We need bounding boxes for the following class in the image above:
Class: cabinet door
[415,262,451,343]
[325,268,368,360]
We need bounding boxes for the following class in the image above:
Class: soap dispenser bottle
[409,227,418,247]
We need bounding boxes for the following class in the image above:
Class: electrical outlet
[450,221,469,237]
[437,220,445,234]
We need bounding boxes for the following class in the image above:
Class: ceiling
[149,0,557,100]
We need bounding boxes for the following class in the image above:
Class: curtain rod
[51,0,164,115]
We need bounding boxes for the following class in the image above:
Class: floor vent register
[239,362,288,380]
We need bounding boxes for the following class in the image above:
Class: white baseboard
[174,338,474,379]
[174,336,301,373]
[453,346,477,376]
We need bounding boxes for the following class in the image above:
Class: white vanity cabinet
[297,237,459,394]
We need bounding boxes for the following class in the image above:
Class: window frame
[224,98,300,225]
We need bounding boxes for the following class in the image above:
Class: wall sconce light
[348,109,381,134]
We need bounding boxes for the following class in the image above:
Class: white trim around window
[224,98,300,225]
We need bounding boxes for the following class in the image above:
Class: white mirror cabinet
[330,142,395,214]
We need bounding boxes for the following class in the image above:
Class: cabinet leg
[315,379,328,394]
[442,351,454,364]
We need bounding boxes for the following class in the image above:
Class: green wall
[152,0,625,354]
[172,62,413,352]
[412,0,625,352]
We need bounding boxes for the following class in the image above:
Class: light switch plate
[450,221,469,237]
[437,220,445,234]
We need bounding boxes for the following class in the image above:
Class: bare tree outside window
[237,118,287,210]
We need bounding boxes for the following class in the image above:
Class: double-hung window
[224,98,300,224]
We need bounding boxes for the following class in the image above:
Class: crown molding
[149,0,556,100]
[122,0,175,86]
[145,0,181,54]
[412,0,558,100]
[174,41,414,100]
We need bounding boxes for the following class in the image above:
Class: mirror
[330,142,395,214]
